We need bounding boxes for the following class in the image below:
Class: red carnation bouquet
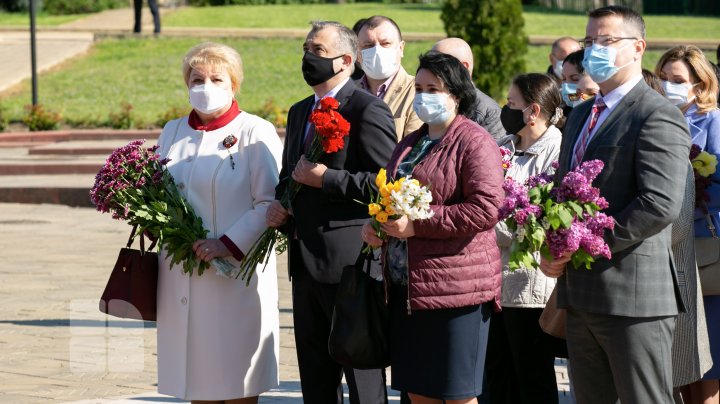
[235,97,350,284]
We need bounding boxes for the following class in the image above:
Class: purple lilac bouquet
[499,160,614,270]
[90,139,232,276]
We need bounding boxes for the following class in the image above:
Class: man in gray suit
[540,6,691,404]
[432,37,506,143]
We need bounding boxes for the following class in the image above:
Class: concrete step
[0,160,103,175]
[0,174,93,206]
[28,139,134,156]
[0,129,161,144]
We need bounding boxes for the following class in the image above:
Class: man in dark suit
[540,6,690,404]
[266,20,397,404]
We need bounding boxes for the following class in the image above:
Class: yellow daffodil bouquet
[361,168,434,251]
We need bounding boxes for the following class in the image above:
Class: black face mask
[500,105,527,135]
[301,51,343,87]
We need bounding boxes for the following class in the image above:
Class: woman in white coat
[155,42,282,404]
[485,73,565,404]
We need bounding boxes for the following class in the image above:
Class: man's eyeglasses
[579,35,636,48]
[566,91,597,102]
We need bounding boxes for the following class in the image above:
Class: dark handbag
[328,247,390,369]
[99,225,159,321]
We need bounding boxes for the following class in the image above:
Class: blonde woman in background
[657,44,720,404]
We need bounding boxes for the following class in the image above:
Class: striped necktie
[571,97,607,169]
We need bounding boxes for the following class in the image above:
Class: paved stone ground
[0,31,94,94]
[0,202,571,403]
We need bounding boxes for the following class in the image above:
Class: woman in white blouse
[155,42,282,404]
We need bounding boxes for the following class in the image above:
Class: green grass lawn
[163,4,720,40]
[0,3,715,128]
[0,10,83,26]
[0,36,671,128]
[164,3,444,33]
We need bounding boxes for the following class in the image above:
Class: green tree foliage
[441,0,528,100]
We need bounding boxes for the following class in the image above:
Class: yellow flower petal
[693,151,718,177]
[375,211,389,223]
[375,168,387,189]
[368,203,382,216]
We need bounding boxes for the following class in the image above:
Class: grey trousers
[566,307,676,404]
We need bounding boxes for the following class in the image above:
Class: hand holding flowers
[239,97,350,284]
[90,139,234,277]
[361,168,433,251]
[499,159,614,272]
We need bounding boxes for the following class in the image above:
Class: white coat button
[178,182,185,190]
[181,297,188,305]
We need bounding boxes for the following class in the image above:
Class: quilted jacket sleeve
[413,129,505,239]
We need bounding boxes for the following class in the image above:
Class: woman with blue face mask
[656,44,720,404]
[361,51,504,404]
[561,49,600,115]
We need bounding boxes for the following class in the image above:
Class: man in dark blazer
[540,6,691,404]
[266,20,397,404]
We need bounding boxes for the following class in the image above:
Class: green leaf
[567,201,584,217]
[558,207,574,228]
[571,249,594,270]
[521,251,539,269]
[548,213,561,229]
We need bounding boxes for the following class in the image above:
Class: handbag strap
[701,202,718,239]
[126,225,158,253]
[705,214,718,239]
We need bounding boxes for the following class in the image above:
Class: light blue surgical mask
[662,80,696,107]
[561,82,583,108]
[582,42,633,84]
[413,93,452,125]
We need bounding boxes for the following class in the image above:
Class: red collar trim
[188,99,241,131]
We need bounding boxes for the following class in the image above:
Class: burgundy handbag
[99,225,158,321]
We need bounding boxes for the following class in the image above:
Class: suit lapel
[334,80,356,115]
[291,96,315,159]
[582,81,646,160]
[382,67,409,114]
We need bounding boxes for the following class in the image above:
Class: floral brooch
[222,135,238,169]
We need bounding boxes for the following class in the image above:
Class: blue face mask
[582,42,633,84]
[413,93,452,125]
[561,82,583,108]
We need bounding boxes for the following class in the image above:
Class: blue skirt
[389,285,492,399]
[703,295,720,380]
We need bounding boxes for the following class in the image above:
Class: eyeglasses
[566,91,597,102]
[579,35,636,48]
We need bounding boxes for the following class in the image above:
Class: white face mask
[189,83,233,114]
[413,92,452,125]
[662,80,695,107]
[361,45,400,80]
